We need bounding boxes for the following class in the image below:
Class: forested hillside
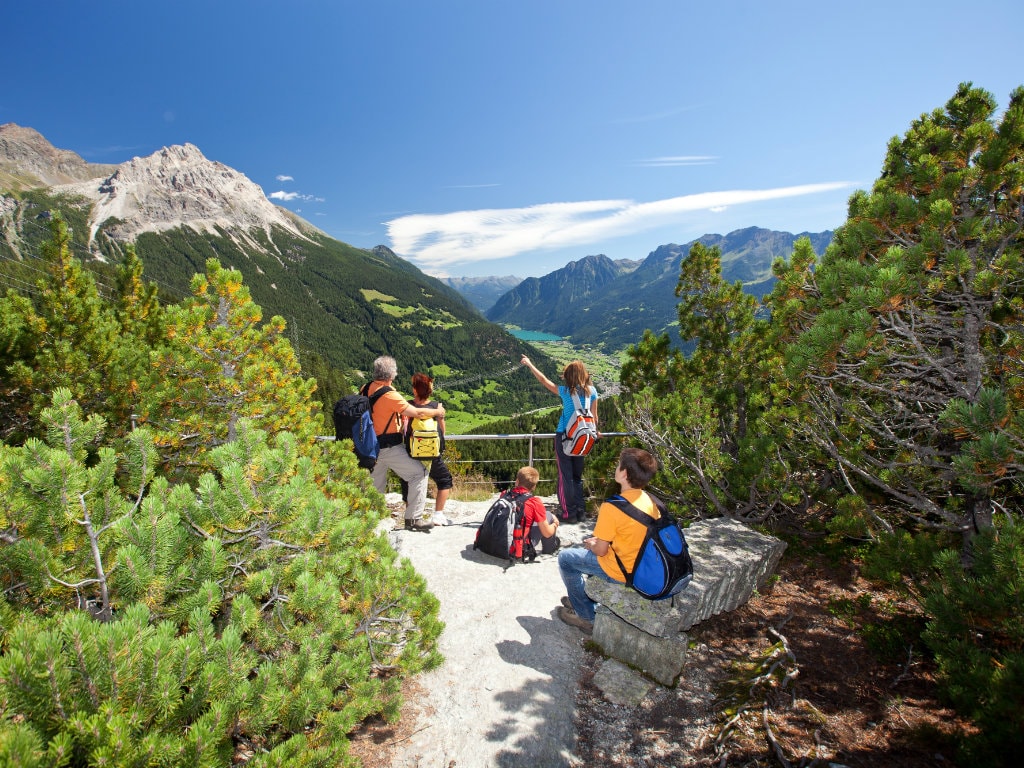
[0,189,556,421]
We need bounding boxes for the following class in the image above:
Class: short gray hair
[372,355,398,381]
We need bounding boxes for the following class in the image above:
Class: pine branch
[75,492,112,621]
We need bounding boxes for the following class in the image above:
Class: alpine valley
[485,228,833,350]
[0,123,556,421]
[1,122,830,420]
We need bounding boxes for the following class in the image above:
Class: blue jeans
[558,546,616,622]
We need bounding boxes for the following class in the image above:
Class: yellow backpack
[407,415,441,459]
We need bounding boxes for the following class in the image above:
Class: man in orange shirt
[556,447,660,634]
[365,356,446,531]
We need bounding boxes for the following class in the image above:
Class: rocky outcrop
[55,143,310,246]
[0,123,118,189]
[586,517,787,685]
[1,123,314,253]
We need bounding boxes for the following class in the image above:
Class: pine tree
[922,521,1024,765]
[619,242,816,522]
[0,215,122,442]
[140,258,321,478]
[784,83,1024,547]
[0,391,443,767]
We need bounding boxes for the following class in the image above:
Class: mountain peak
[0,122,118,189]
[55,140,309,246]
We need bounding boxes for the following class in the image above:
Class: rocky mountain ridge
[487,253,622,324]
[485,227,833,351]
[0,123,119,189]
[2,123,313,256]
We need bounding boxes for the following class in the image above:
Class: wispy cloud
[268,190,324,202]
[276,174,294,182]
[386,182,854,271]
[636,155,718,167]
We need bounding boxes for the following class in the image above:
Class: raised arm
[520,355,560,395]
[403,402,445,420]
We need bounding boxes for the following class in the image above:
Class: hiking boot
[558,605,593,635]
[404,519,415,531]
[560,596,573,609]
[409,519,434,532]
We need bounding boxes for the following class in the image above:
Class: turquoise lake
[508,329,564,341]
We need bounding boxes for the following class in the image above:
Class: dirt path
[380,494,590,767]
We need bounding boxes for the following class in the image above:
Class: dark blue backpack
[608,493,693,600]
[332,385,391,469]
[473,490,537,565]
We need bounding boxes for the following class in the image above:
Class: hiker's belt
[377,433,404,449]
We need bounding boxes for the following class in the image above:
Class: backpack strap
[509,490,537,563]
[570,389,592,412]
[363,384,399,443]
[607,492,665,525]
[606,493,666,582]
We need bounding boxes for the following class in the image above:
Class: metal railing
[443,431,633,468]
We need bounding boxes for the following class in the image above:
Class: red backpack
[561,390,598,456]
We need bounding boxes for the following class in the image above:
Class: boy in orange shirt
[556,447,660,634]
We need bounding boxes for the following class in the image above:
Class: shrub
[0,391,442,767]
[922,521,1024,765]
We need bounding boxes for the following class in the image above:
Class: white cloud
[636,155,718,167]
[268,190,324,202]
[276,174,294,182]
[386,182,854,271]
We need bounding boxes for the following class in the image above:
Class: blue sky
[3,1,1022,278]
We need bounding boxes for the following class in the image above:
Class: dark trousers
[554,433,586,520]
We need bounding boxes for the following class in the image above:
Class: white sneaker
[431,511,453,526]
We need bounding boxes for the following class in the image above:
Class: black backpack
[474,489,537,565]
[332,385,392,469]
[608,493,693,600]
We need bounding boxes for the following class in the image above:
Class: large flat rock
[585,517,786,684]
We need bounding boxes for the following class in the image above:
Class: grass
[448,471,498,502]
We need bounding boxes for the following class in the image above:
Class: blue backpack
[332,385,392,469]
[608,493,693,600]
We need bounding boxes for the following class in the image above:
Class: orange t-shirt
[592,489,660,582]
[365,381,409,436]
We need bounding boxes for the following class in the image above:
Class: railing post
[528,433,534,467]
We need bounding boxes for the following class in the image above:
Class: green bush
[922,522,1024,765]
[0,392,442,767]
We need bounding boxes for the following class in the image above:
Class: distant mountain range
[0,123,554,417]
[1,122,835,398]
[483,228,833,350]
[438,275,524,314]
